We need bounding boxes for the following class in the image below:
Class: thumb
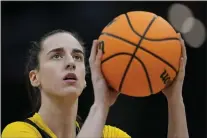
[176,57,185,81]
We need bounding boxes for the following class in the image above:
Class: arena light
[167,3,206,48]
[183,18,206,48]
[168,3,194,34]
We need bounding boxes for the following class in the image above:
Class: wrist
[91,103,110,112]
[167,95,184,105]
[165,89,183,102]
[94,99,111,109]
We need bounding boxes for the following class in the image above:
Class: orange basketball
[98,11,182,97]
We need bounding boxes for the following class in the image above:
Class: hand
[162,33,187,102]
[89,40,119,108]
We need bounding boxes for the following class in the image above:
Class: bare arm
[167,96,189,138]
[163,33,189,138]
[76,40,119,138]
[76,104,109,138]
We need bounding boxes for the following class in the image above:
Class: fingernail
[98,42,101,50]
[98,41,103,49]
[177,33,181,38]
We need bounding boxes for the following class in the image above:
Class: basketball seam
[118,15,157,95]
[101,53,152,95]
[139,46,178,73]
[100,32,178,73]
[101,52,139,63]
[124,13,179,41]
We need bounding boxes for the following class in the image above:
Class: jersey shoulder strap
[24,119,52,138]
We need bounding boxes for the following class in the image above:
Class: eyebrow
[47,47,84,55]
[72,48,84,55]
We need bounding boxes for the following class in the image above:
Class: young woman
[2,30,189,138]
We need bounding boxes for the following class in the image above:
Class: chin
[58,86,81,97]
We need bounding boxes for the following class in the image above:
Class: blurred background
[2,1,206,138]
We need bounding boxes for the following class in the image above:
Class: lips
[63,73,78,81]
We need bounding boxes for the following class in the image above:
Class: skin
[29,32,87,137]
[162,33,189,138]
[29,32,188,138]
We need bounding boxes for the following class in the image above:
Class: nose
[65,62,76,70]
[65,55,76,70]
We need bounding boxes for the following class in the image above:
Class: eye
[73,55,83,61]
[52,54,63,60]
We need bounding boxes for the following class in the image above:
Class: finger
[177,32,181,38]
[178,33,187,58]
[177,33,187,64]
[90,42,104,80]
[181,40,187,60]
[180,40,187,67]
[95,44,103,66]
[179,57,185,72]
[89,40,99,63]
[91,44,103,79]
[176,56,185,81]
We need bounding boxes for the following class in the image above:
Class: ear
[84,80,87,88]
[29,70,40,87]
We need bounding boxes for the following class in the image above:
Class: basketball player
[2,30,188,138]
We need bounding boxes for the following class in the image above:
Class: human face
[35,32,86,97]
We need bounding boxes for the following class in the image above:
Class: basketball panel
[121,58,151,97]
[99,35,137,61]
[145,16,178,39]
[100,14,140,44]
[101,55,132,92]
[136,49,177,93]
[141,39,181,71]
[127,11,156,36]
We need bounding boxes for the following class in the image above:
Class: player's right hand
[89,40,119,108]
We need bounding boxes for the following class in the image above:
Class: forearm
[167,97,189,138]
[76,104,109,138]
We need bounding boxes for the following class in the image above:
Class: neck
[38,93,78,138]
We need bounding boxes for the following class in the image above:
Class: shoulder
[2,121,42,138]
[75,122,131,138]
[103,125,131,138]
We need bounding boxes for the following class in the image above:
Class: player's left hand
[162,33,187,102]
